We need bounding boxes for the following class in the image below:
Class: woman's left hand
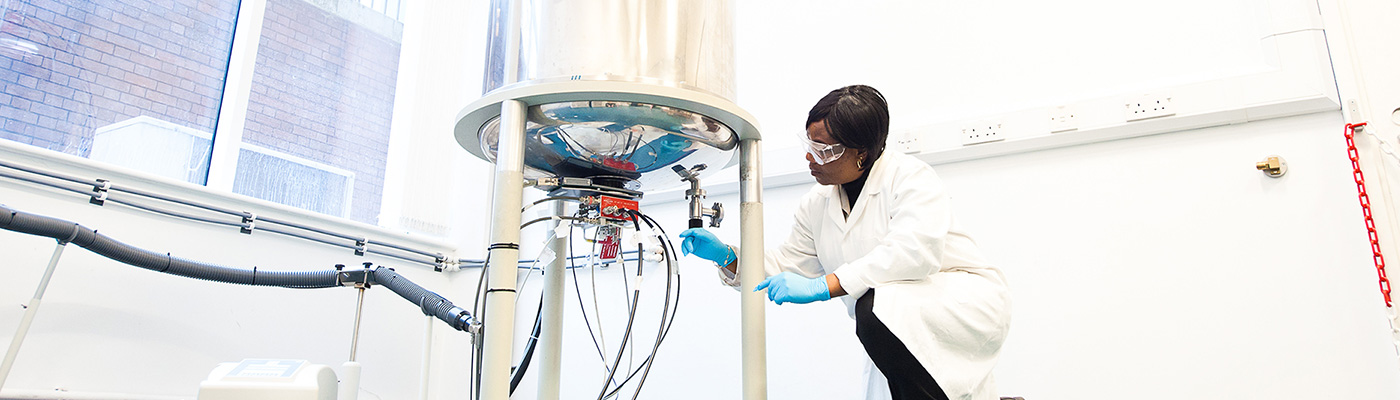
[754,272,831,305]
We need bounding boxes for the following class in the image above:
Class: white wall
[0,149,480,399]
[4,0,1400,399]
[528,114,1400,400]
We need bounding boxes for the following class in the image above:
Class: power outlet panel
[962,121,1004,146]
[1049,105,1078,133]
[896,132,922,154]
[1125,93,1175,121]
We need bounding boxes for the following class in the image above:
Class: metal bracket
[355,238,368,256]
[89,179,110,206]
[336,262,374,288]
[433,253,448,272]
[240,212,257,234]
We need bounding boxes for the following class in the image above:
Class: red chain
[1345,122,1392,307]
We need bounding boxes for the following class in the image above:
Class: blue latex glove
[754,272,831,305]
[678,228,736,266]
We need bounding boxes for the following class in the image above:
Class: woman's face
[805,121,866,186]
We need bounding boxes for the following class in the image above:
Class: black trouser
[855,289,949,400]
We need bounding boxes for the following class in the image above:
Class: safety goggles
[798,132,847,165]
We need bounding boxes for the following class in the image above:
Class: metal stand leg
[0,241,68,391]
[480,99,528,399]
[739,138,767,400]
[340,279,369,400]
[537,201,567,399]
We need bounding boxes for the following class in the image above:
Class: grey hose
[0,204,337,288]
[370,267,476,332]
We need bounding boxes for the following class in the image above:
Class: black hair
[805,85,889,171]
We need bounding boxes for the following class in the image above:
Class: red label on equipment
[599,225,621,261]
[600,196,639,220]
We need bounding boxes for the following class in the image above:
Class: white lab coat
[721,151,1012,400]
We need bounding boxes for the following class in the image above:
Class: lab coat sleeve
[718,188,828,288]
[831,164,951,299]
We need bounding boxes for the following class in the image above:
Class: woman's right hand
[678,228,736,266]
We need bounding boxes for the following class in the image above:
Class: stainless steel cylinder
[483,0,736,101]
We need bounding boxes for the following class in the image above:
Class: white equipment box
[197,359,337,400]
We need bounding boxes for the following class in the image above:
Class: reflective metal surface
[478,99,737,192]
[483,0,736,100]
[467,0,742,193]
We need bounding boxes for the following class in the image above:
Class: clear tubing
[480,99,528,399]
[0,242,66,391]
[738,138,767,400]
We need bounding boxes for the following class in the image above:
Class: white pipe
[738,138,767,399]
[0,242,66,391]
[339,361,362,400]
[480,99,528,399]
[536,201,567,399]
[419,315,433,400]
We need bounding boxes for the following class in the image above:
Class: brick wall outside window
[0,0,403,225]
[241,0,402,224]
[0,0,236,155]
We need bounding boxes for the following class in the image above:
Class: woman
[679,85,1012,400]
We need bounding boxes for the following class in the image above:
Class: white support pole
[0,242,67,391]
[738,138,767,400]
[418,315,433,400]
[536,201,567,400]
[479,99,528,399]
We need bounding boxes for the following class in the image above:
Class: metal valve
[702,202,723,227]
[1255,155,1287,178]
[673,164,723,228]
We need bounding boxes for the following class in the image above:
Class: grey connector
[673,164,723,228]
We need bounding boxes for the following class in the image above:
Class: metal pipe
[738,138,767,400]
[341,284,367,400]
[349,287,366,362]
[536,201,567,399]
[0,241,66,391]
[480,99,528,399]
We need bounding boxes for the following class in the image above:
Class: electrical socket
[1049,105,1078,133]
[961,121,1004,146]
[1125,93,1175,121]
[896,133,922,154]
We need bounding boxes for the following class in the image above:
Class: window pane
[0,0,237,185]
[237,0,405,224]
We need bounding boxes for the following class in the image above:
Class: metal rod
[480,99,528,399]
[0,242,67,391]
[738,138,767,400]
[350,287,367,362]
[537,201,568,400]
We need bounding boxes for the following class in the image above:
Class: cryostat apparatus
[452,1,768,399]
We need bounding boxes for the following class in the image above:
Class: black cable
[600,211,680,400]
[509,300,544,393]
[627,211,683,399]
[569,223,617,387]
[594,216,647,400]
[470,252,490,400]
